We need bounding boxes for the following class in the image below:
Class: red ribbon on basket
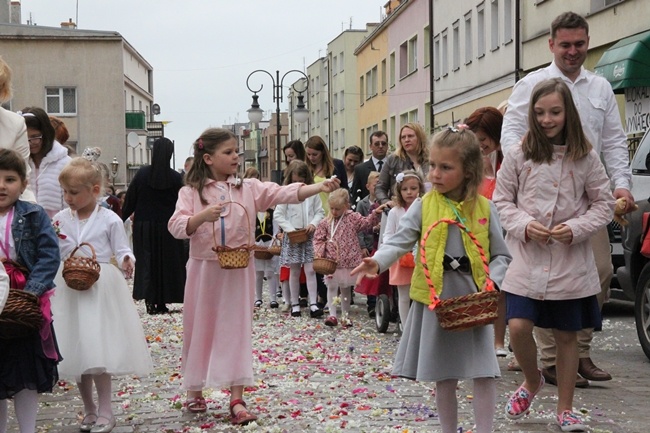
[419,218,494,311]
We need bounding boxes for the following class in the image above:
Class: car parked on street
[616,129,650,361]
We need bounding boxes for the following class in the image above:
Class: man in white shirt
[501,11,634,386]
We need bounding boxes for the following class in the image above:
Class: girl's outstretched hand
[350,257,380,284]
[122,255,134,279]
[320,176,341,193]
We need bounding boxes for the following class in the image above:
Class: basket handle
[317,239,338,260]
[70,242,97,260]
[212,201,253,251]
[419,218,494,310]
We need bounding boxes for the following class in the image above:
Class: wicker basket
[287,228,309,244]
[420,218,498,331]
[0,289,42,339]
[63,242,101,291]
[268,237,282,256]
[212,202,253,269]
[253,235,274,260]
[313,241,338,275]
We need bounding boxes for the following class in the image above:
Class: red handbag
[640,212,650,258]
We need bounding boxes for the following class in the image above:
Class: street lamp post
[246,69,309,184]
[110,157,119,188]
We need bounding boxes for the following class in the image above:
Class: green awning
[594,30,650,93]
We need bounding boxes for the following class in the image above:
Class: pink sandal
[185,396,207,413]
[505,370,545,419]
[230,399,258,425]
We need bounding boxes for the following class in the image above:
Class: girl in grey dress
[352,127,511,433]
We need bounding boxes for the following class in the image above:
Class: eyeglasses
[27,135,43,144]
[373,141,388,147]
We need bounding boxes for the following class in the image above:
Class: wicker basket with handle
[313,240,338,275]
[420,218,498,331]
[268,237,282,256]
[212,201,254,269]
[63,242,101,291]
[287,228,309,244]
[253,234,274,260]
[0,289,42,339]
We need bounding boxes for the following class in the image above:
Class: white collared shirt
[371,157,385,171]
[501,62,631,190]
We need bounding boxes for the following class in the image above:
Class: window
[464,11,473,64]
[340,90,345,111]
[46,87,77,115]
[366,71,372,100]
[452,20,460,71]
[442,29,449,76]
[371,66,378,97]
[334,130,339,150]
[340,128,345,149]
[424,25,431,66]
[390,116,396,147]
[504,0,513,43]
[399,36,418,78]
[360,76,365,106]
[590,0,626,13]
[400,112,409,127]
[324,101,329,119]
[490,0,499,51]
[389,52,396,87]
[477,2,486,57]
[381,59,387,93]
[333,56,338,76]
[433,35,441,79]
[333,93,338,113]
[339,52,345,72]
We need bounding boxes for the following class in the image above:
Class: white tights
[396,284,411,325]
[77,373,114,423]
[326,284,351,318]
[289,263,317,308]
[0,389,38,433]
[435,377,496,433]
[255,270,278,303]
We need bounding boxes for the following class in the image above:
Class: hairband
[396,172,420,183]
[16,111,35,117]
[448,123,469,133]
[197,138,204,149]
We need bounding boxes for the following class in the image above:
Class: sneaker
[495,347,509,357]
[505,371,545,420]
[556,410,586,432]
[324,316,338,326]
[254,300,262,308]
[270,301,279,309]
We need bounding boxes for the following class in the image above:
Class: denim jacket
[11,200,60,296]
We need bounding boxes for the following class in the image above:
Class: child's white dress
[50,205,153,380]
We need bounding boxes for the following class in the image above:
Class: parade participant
[350,131,389,207]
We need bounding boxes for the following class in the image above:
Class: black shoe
[542,366,589,388]
[157,304,169,314]
[309,304,324,318]
[299,298,308,308]
[270,301,279,309]
[368,308,376,318]
[291,304,301,317]
[146,303,157,315]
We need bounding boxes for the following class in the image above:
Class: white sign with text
[625,87,650,134]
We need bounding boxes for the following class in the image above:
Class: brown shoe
[541,366,590,388]
[578,357,612,381]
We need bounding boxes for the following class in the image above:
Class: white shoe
[495,347,509,357]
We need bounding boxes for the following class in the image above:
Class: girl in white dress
[51,158,152,433]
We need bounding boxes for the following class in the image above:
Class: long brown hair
[283,160,314,185]
[522,78,591,163]
[395,122,429,166]
[305,136,334,178]
[185,128,237,205]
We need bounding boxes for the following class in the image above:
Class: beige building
[0,15,154,188]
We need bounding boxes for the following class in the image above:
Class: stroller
[356,270,401,333]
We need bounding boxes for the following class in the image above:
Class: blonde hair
[392,170,425,208]
[367,171,380,185]
[327,189,350,221]
[396,123,429,166]
[430,128,483,215]
[59,157,104,191]
[0,56,13,103]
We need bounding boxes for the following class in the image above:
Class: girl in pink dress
[383,170,425,325]
[313,189,384,327]
[167,128,339,425]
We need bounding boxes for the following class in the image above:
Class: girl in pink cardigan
[313,189,385,327]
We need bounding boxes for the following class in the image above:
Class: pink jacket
[493,145,614,300]
[313,210,379,269]
[168,177,301,260]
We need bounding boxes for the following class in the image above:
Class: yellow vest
[410,192,492,307]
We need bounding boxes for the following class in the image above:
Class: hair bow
[395,172,405,183]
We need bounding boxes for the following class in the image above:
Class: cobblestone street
[4,298,649,432]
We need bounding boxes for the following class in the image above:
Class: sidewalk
[5,297,646,432]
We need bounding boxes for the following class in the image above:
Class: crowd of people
[0,10,635,433]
